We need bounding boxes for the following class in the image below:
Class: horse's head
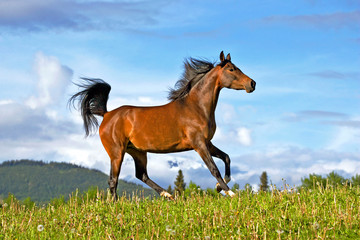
[217,51,256,93]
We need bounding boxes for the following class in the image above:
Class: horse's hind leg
[102,141,127,201]
[209,142,231,193]
[108,152,125,200]
[127,149,174,200]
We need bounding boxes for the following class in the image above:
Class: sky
[0,0,359,191]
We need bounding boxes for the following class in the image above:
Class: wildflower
[276,229,284,234]
[313,222,320,230]
[37,225,44,232]
[71,228,76,233]
[3,203,8,208]
[205,236,211,240]
[165,225,172,232]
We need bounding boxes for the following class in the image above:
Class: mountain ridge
[0,159,156,202]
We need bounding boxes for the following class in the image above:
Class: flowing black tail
[69,78,111,137]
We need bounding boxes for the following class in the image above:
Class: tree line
[166,169,360,195]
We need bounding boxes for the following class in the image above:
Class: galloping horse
[69,51,256,200]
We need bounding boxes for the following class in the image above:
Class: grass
[1,185,359,239]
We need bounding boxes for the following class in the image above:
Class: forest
[0,160,156,203]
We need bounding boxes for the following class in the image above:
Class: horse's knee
[136,171,149,182]
[210,167,221,179]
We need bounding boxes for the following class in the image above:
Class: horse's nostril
[251,80,256,89]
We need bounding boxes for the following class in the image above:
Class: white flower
[37,225,44,232]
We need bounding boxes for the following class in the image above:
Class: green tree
[174,170,186,195]
[232,183,240,192]
[166,185,173,194]
[301,173,326,189]
[184,181,201,196]
[351,174,360,187]
[244,183,252,191]
[326,171,345,187]
[301,172,347,189]
[259,171,269,191]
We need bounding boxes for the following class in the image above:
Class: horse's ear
[220,51,225,62]
[226,53,231,61]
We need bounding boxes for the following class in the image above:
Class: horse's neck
[187,71,221,119]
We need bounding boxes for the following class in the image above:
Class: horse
[69,51,256,200]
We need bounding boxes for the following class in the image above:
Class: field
[1,185,359,239]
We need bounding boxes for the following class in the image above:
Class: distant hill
[0,160,156,202]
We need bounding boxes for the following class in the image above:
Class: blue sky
[0,0,359,190]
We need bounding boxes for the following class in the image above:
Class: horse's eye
[229,69,234,72]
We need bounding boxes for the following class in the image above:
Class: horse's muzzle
[246,80,256,93]
[251,80,256,90]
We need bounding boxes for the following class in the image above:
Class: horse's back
[100,102,192,152]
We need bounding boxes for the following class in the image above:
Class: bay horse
[69,51,256,200]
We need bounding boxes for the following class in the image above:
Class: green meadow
[1,184,359,239]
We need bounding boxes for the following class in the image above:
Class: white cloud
[237,127,252,146]
[0,53,78,166]
[228,146,360,189]
[0,100,13,105]
[218,103,236,123]
[326,117,360,152]
[27,52,73,109]
[0,0,169,32]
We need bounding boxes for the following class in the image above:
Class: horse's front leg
[208,142,231,192]
[194,141,235,197]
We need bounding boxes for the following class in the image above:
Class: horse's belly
[129,133,192,153]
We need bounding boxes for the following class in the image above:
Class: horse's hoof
[215,176,231,192]
[225,190,236,197]
[160,191,174,200]
[215,183,222,193]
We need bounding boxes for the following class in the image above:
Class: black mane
[168,58,215,101]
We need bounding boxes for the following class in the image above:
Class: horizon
[0,0,359,191]
[1,159,357,192]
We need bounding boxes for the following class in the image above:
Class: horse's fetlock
[108,178,117,189]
